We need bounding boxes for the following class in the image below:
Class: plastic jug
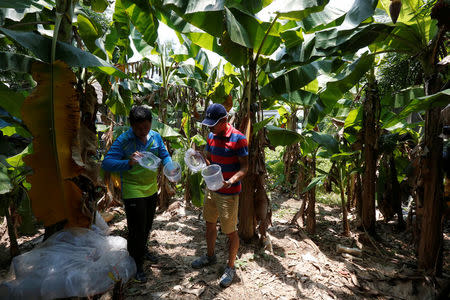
[137,151,161,171]
[184,149,206,173]
[201,164,224,191]
[163,161,182,182]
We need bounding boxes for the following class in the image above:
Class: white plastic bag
[137,151,161,171]
[0,228,136,299]
[91,211,111,235]
[184,149,206,173]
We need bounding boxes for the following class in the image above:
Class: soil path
[1,193,449,299]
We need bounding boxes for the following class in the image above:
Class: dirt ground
[1,191,449,299]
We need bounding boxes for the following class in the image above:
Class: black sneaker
[134,271,147,283]
[191,254,217,269]
[144,251,159,263]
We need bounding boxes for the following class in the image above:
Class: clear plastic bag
[184,149,206,173]
[0,228,136,299]
[91,211,111,235]
[136,151,161,171]
[163,161,182,182]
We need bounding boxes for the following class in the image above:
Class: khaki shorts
[203,191,239,234]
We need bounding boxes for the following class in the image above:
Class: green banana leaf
[226,8,281,56]
[307,53,374,128]
[0,0,54,22]
[381,86,425,108]
[253,116,274,135]
[0,164,12,194]
[152,119,182,139]
[121,0,159,47]
[309,131,339,154]
[283,90,319,107]
[383,89,450,128]
[189,172,204,207]
[0,28,126,77]
[302,174,326,193]
[0,83,26,119]
[0,51,40,74]
[260,58,341,98]
[299,0,347,33]
[226,0,274,15]
[262,22,391,72]
[76,13,106,60]
[90,0,108,12]
[266,125,302,146]
[163,0,225,37]
[276,0,329,21]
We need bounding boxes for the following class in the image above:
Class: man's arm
[223,155,248,189]
[102,137,132,171]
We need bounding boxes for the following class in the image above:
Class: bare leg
[206,221,217,257]
[226,231,239,268]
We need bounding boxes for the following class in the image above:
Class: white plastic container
[163,161,182,182]
[137,151,161,171]
[201,164,224,191]
[184,149,206,173]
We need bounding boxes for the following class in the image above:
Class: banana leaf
[266,125,302,146]
[0,28,126,77]
[21,61,89,227]
[383,89,450,128]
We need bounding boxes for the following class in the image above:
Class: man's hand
[129,151,143,166]
[222,179,233,189]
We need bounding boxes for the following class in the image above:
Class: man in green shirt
[102,105,172,282]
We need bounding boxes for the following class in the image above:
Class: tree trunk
[3,194,20,258]
[418,99,443,274]
[361,78,380,234]
[283,111,299,186]
[157,87,173,210]
[237,52,271,241]
[339,168,350,236]
[306,156,316,234]
[56,0,74,43]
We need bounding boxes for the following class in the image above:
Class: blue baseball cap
[202,103,227,127]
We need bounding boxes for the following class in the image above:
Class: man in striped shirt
[191,103,248,288]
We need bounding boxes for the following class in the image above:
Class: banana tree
[373,0,449,274]
[0,0,127,238]
[0,98,33,257]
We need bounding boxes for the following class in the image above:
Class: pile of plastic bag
[0,213,136,299]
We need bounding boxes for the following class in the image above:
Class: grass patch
[265,147,341,205]
[316,188,341,205]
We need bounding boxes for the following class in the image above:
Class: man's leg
[144,193,158,262]
[144,193,158,243]
[217,194,239,288]
[226,230,239,268]
[192,191,218,269]
[124,198,148,272]
[206,221,217,257]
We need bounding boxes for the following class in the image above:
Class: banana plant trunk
[305,155,317,234]
[157,87,173,210]
[361,76,380,235]
[1,193,19,257]
[238,53,271,241]
[416,19,447,274]
[283,111,300,186]
[417,75,444,275]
